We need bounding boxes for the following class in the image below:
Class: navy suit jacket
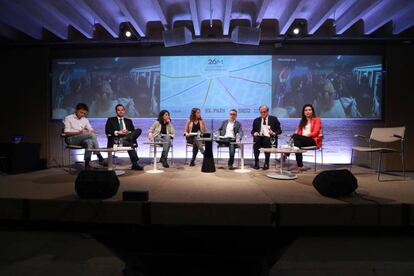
[105,117,136,147]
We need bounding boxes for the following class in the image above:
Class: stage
[0,160,413,228]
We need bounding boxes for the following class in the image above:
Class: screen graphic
[272,55,382,119]
[51,55,382,120]
[160,55,272,118]
[51,57,160,119]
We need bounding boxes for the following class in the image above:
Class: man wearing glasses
[63,103,106,170]
[216,109,244,169]
[251,105,282,170]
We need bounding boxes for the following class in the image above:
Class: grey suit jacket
[218,120,244,138]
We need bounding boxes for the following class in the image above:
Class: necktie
[263,118,267,125]
[119,119,125,130]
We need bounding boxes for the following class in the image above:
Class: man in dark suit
[105,104,143,170]
[251,105,282,170]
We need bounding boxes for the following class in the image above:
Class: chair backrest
[370,126,405,143]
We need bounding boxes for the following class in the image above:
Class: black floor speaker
[312,169,358,198]
[75,170,120,199]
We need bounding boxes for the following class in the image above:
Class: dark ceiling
[0,0,413,44]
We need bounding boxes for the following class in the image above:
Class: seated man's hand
[253,132,260,137]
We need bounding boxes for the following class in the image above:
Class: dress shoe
[98,159,108,167]
[189,160,195,166]
[262,163,269,170]
[131,164,144,171]
[291,167,304,173]
[162,160,170,168]
[253,163,260,170]
[84,164,93,170]
[228,164,235,170]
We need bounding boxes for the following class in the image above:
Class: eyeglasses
[229,113,236,116]
[260,111,268,114]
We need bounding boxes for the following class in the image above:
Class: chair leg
[321,148,323,164]
[369,152,372,169]
[401,151,405,180]
[350,149,354,171]
[314,149,317,172]
[61,139,64,168]
[377,152,382,181]
[68,149,71,173]
[170,144,174,165]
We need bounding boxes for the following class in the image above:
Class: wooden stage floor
[1,159,413,228]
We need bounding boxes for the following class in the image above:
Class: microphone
[393,134,402,139]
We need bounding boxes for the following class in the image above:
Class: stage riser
[1,198,413,227]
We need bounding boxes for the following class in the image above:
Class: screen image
[51,55,382,120]
[160,55,272,118]
[52,57,160,119]
[272,55,382,119]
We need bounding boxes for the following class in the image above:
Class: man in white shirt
[217,109,244,169]
[63,103,106,170]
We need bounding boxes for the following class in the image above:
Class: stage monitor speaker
[75,170,119,199]
[312,169,358,198]
[231,26,261,46]
[163,27,193,47]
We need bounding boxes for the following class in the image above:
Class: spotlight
[292,27,300,35]
[125,30,132,38]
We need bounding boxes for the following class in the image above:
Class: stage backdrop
[52,54,383,163]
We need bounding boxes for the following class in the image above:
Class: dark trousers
[253,136,277,164]
[187,136,204,160]
[117,129,142,163]
[291,133,316,167]
[217,138,237,165]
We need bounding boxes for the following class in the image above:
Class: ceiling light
[292,28,300,35]
[125,31,132,38]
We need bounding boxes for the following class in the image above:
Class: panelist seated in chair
[285,104,322,173]
[105,104,143,170]
[184,108,207,167]
[216,109,244,170]
[148,110,176,168]
[63,103,106,170]
[252,105,282,170]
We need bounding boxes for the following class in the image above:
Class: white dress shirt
[260,116,270,137]
[63,114,93,133]
[115,116,126,136]
[224,121,235,138]
[302,122,311,136]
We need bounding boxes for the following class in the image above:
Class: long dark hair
[189,107,201,121]
[299,104,316,129]
[158,110,170,124]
